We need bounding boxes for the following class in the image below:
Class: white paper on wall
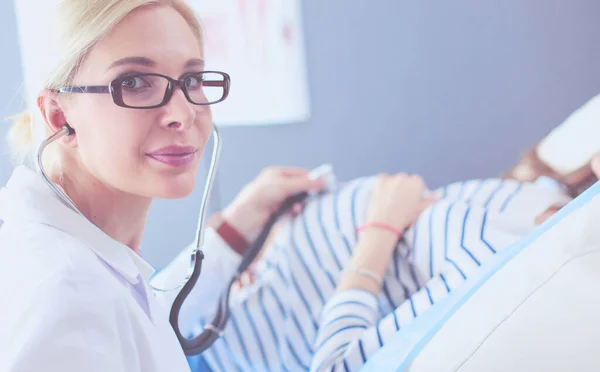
[189,0,311,126]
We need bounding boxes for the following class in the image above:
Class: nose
[160,88,201,131]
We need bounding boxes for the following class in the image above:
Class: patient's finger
[422,197,436,209]
[592,153,600,178]
[269,166,311,176]
[281,202,305,218]
[292,203,303,214]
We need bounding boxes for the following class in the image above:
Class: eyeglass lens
[118,72,226,107]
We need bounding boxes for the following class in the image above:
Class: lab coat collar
[0,165,155,285]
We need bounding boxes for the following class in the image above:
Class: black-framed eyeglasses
[55,71,230,109]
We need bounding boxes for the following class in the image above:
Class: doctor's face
[57,5,214,199]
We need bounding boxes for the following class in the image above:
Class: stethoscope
[36,123,310,355]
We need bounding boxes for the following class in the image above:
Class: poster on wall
[189,0,311,126]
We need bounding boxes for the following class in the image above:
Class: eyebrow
[107,56,205,70]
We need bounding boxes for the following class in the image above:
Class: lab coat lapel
[0,165,155,288]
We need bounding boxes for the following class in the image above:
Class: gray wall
[2,0,600,269]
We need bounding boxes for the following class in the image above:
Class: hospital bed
[362,93,600,372]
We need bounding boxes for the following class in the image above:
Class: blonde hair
[6,0,203,171]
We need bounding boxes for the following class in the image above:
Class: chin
[152,175,197,199]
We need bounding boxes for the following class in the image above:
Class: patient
[181,150,598,371]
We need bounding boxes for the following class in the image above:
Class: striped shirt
[188,177,570,372]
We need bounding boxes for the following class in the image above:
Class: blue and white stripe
[190,177,569,372]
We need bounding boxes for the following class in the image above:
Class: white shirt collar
[0,165,155,284]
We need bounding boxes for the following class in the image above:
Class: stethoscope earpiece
[63,123,75,135]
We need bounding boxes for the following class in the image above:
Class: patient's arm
[311,270,463,371]
[336,174,432,294]
[310,174,432,371]
[310,180,539,371]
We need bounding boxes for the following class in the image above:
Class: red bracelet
[209,213,250,255]
[356,222,403,239]
[217,220,250,255]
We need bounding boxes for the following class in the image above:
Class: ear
[37,90,77,148]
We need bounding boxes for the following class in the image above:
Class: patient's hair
[502,149,557,182]
[504,149,597,197]
[6,0,203,173]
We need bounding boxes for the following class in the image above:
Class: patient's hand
[221,166,325,243]
[534,204,565,225]
[592,153,600,179]
[336,173,435,294]
[365,173,434,233]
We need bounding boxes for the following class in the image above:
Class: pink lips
[146,145,197,167]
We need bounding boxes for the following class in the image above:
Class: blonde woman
[0,1,323,371]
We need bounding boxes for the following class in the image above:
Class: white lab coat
[0,165,241,372]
